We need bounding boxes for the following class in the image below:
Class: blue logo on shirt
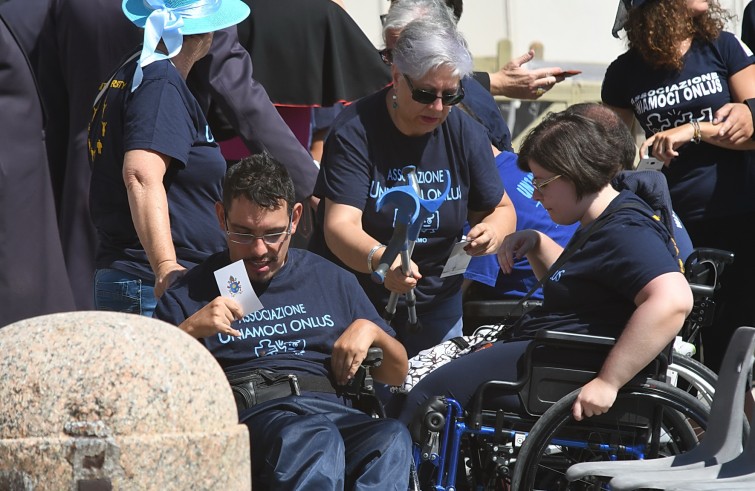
[550,269,565,282]
[205,125,215,143]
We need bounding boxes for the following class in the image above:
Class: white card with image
[440,238,472,278]
[214,259,263,315]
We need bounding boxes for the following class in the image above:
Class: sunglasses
[531,174,562,192]
[403,74,464,106]
[378,48,392,66]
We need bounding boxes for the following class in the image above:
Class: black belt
[227,368,338,414]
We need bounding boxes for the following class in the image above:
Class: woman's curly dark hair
[625,0,732,71]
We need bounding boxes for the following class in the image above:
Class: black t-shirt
[155,248,396,377]
[88,57,226,281]
[515,191,684,339]
[602,32,755,222]
[310,87,505,315]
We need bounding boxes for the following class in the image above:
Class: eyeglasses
[224,216,292,245]
[403,74,464,106]
[531,174,562,192]
[378,48,392,66]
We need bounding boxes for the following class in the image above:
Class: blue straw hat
[122,0,250,91]
[122,0,250,35]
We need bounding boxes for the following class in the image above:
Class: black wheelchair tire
[511,381,710,490]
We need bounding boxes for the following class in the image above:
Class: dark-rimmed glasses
[224,216,292,245]
[531,174,562,192]
[403,74,464,106]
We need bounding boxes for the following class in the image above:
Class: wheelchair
[403,248,734,490]
[408,330,711,490]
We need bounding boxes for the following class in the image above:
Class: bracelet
[690,120,701,144]
[367,244,386,273]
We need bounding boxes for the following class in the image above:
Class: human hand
[713,103,754,144]
[572,377,619,421]
[640,125,694,165]
[497,230,539,274]
[331,320,377,385]
[180,296,243,339]
[465,222,501,256]
[493,50,566,99]
[383,257,421,295]
[154,261,187,298]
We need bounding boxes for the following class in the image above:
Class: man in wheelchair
[155,154,412,490]
[392,109,695,487]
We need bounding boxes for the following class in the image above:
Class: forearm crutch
[372,166,451,331]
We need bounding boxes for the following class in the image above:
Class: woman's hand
[383,257,421,295]
[465,222,501,256]
[572,377,619,421]
[497,230,540,274]
[640,125,695,165]
[713,102,754,144]
[154,260,187,298]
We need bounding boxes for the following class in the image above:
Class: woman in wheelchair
[392,109,694,426]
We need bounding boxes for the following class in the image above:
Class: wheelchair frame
[409,331,711,491]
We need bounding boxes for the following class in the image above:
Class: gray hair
[392,18,473,80]
[382,0,457,44]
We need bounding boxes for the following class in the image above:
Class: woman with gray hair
[309,18,515,358]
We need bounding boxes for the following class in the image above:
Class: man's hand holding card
[178,259,265,339]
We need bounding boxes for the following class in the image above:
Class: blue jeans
[241,396,412,491]
[93,268,156,318]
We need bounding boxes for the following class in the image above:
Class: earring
[392,92,398,110]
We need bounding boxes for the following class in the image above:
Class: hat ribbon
[132,0,221,91]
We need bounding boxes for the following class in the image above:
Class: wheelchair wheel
[511,381,709,490]
[668,354,718,406]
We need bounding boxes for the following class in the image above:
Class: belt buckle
[287,374,301,396]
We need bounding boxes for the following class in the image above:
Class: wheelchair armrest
[463,299,542,319]
[532,330,616,347]
[362,347,383,368]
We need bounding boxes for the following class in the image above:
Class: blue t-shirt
[155,248,395,378]
[88,56,226,281]
[514,191,684,339]
[464,151,578,299]
[310,86,505,316]
[602,32,755,222]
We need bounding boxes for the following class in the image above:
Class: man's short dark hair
[565,102,637,169]
[222,152,296,214]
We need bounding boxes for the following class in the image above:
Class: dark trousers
[241,395,412,491]
[685,213,755,373]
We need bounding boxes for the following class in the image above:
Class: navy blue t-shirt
[602,32,755,221]
[514,191,684,339]
[460,76,512,152]
[155,248,395,378]
[464,151,578,299]
[88,56,226,281]
[310,86,505,315]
